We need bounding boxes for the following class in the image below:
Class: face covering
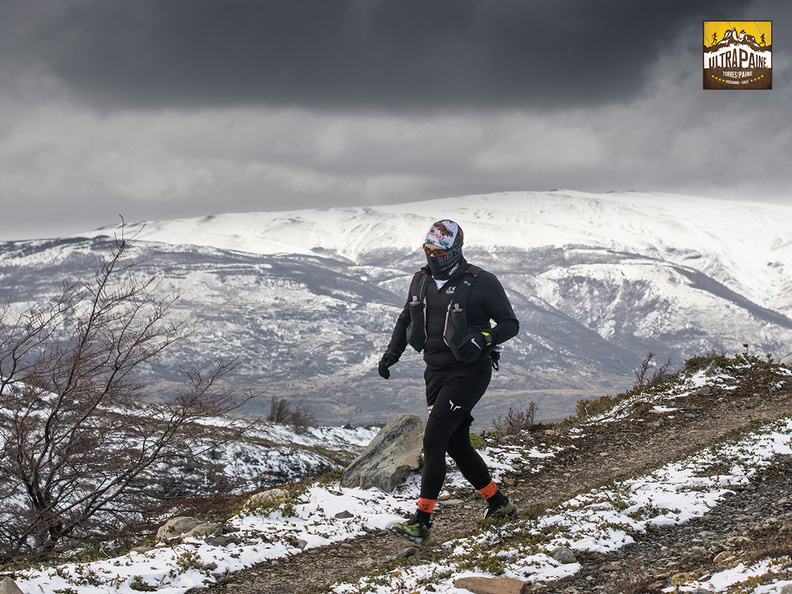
[424,219,464,279]
[426,248,463,279]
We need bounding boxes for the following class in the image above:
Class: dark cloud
[0,0,789,242]
[4,0,751,111]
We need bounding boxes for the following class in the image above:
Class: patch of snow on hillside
[11,437,557,594]
[330,417,792,594]
[8,361,792,593]
[13,411,792,594]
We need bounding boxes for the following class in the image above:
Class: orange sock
[476,480,499,500]
[417,497,437,514]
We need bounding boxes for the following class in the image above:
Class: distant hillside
[1,190,791,426]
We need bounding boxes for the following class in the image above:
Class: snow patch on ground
[11,367,792,594]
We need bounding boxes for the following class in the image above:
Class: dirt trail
[194,366,792,594]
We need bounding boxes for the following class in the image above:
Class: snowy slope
[1,190,791,426]
[80,190,792,314]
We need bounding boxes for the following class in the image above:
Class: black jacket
[385,261,519,369]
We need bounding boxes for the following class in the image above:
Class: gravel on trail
[193,364,792,594]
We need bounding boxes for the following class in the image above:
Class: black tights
[420,414,491,500]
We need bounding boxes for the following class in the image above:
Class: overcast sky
[0,0,789,240]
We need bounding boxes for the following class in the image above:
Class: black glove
[378,353,398,379]
[490,348,501,371]
[455,331,493,362]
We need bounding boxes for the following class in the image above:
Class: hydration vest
[405,265,485,363]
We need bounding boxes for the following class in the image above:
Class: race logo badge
[704,21,772,90]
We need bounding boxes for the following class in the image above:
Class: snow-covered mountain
[1,190,791,426]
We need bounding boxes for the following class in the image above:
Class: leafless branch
[0,234,257,560]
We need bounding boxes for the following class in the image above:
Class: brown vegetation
[0,234,255,561]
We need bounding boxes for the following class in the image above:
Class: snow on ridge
[70,189,792,308]
[73,189,792,259]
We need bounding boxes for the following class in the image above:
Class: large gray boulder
[341,413,424,492]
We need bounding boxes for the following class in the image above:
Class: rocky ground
[529,454,792,593]
[192,361,792,594]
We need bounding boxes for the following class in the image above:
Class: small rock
[206,536,241,547]
[453,575,526,594]
[335,510,354,519]
[0,578,24,594]
[286,536,308,550]
[156,517,201,541]
[600,562,620,571]
[244,488,289,509]
[186,522,228,539]
[549,546,577,564]
[384,547,419,563]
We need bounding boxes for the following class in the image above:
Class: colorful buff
[424,220,464,251]
[424,220,464,279]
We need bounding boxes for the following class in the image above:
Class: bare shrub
[267,396,292,423]
[492,402,537,435]
[633,352,674,390]
[267,397,317,434]
[0,233,256,561]
[573,394,619,422]
[288,401,318,434]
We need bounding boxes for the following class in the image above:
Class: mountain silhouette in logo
[706,28,770,53]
